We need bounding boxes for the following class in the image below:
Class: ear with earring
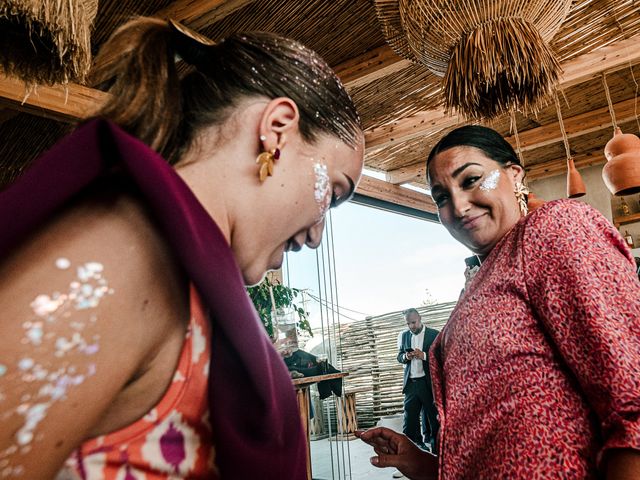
[256,135,281,182]
[514,181,530,216]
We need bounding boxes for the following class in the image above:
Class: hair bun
[168,19,216,67]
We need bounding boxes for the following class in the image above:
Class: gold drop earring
[256,135,281,182]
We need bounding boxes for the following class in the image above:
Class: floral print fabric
[60,286,217,479]
[430,199,640,479]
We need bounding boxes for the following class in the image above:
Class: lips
[459,213,486,230]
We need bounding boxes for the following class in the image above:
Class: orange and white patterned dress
[59,286,218,479]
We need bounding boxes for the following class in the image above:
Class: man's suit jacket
[397,327,439,393]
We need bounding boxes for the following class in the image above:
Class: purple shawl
[0,119,307,479]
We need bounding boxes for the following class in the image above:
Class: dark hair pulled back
[93,17,362,164]
[426,125,522,180]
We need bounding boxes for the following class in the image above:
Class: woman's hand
[355,427,438,480]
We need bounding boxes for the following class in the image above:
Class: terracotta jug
[527,192,545,212]
[566,157,586,198]
[602,127,640,196]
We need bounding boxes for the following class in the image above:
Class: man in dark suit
[397,308,439,452]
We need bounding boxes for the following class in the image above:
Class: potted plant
[247,276,312,339]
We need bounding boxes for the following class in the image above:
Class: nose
[450,192,472,219]
[305,218,326,249]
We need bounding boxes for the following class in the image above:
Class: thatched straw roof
[1,0,639,214]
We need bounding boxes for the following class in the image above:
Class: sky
[282,192,471,329]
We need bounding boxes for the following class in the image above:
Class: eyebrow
[451,162,483,178]
[430,162,483,195]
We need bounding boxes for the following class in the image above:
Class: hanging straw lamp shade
[374,0,573,120]
[0,0,98,85]
[601,73,640,196]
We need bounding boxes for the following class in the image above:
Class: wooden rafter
[155,0,256,29]
[335,45,411,90]
[355,175,437,214]
[506,96,639,151]
[370,34,640,154]
[386,94,638,185]
[526,152,605,182]
[0,74,110,122]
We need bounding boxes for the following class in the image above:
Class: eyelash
[330,191,340,208]
[433,175,482,207]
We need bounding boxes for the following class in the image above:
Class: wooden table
[292,372,349,480]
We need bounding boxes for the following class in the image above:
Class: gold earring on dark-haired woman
[514,181,530,216]
[256,135,281,182]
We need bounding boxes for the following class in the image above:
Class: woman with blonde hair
[0,18,364,479]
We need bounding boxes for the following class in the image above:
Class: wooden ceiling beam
[367,34,640,153]
[154,0,256,30]
[526,152,605,182]
[507,95,639,152]
[355,175,437,214]
[385,96,635,184]
[0,74,110,122]
[335,45,411,90]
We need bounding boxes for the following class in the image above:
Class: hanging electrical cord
[304,293,371,319]
[328,210,353,479]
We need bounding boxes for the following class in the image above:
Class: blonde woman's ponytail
[92,17,182,162]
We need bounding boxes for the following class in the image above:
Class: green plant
[247,276,312,338]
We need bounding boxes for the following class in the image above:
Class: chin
[243,270,267,287]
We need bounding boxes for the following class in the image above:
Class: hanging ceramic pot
[527,192,546,212]
[567,157,586,198]
[602,127,640,196]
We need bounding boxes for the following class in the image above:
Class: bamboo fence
[334,302,456,429]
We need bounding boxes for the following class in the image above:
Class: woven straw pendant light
[0,0,98,85]
[601,72,640,196]
[375,0,572,120]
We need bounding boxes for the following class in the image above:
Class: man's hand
[412,348,425,360]
[355,427,438,480]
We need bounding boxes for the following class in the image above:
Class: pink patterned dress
[59,286,217,479]
[430,199,640,478]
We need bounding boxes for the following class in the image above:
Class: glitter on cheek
[0,364,6,377]
[313,163,331,218]
[479,169,501,192]
[18,358,34,371]
[55,258,70,270]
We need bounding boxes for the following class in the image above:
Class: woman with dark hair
[0,18,364,479]
[358,125,640,479]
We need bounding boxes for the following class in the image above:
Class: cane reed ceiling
[1,0,640,212]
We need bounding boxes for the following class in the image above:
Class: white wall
[529,164,613,223]
[529,164,640,249]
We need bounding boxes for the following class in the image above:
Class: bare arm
[0,198,184,478]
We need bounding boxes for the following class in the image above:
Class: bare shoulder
[0,192,187,477]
